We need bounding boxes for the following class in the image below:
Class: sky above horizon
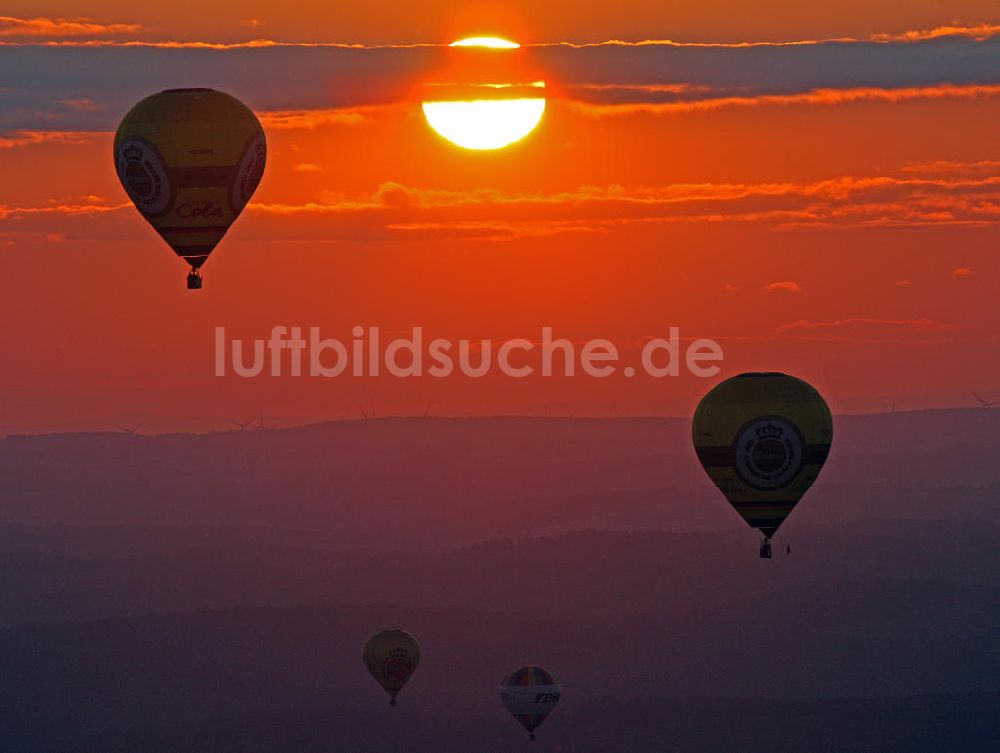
[0,6,998,433]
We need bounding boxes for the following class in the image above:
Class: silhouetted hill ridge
[2,411,999,545]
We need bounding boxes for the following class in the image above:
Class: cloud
[766,281,802,294]
[952,267,974,277]
[244,173,1000,240]
[547,38,844,50]
[571,83,1000,116]
[0,201,127,220]
[258,107,375,129]
[565,82,711,94]
[778,317,951,333]
[770,317,955,343]
[871,24,1000,43]
[293,163,323,172]
[0,19,994,48]
[0,17,141,39]
[0,39,429,50]
[901,159,1000,177]
[1,29,997,131]
[6,169,999,244]
[58,98,100,111]
[0,129,100,148]
[543,23,1000,49]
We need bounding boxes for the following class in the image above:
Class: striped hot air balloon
[693,372,833,558]
[500,665,561,741]
[114,88,266,289]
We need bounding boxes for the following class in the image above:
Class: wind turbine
[256,409,277,430]
[115,422,143,435]
[231,416,256,430]
[974,394,995,410]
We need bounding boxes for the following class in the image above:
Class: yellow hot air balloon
[363,629,420,706]
[693,372,833,558]
[114,88,266,289]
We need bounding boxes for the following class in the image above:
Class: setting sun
[449,36,520,48]
[422,95,546,150]
[422,36,546,150]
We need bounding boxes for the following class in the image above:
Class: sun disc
[421,98,546,150]
[450,36,520,49]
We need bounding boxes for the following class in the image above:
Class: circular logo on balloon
[501,685,561,715]
[116,137,171,217]
[734,416,805,490]
[230,134,266,214]
[381,649,412,682]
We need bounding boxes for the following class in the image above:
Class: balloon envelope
[692,372,832,538]
[501,665,561,739]
[363,629,420,705]
[114,88,266,274]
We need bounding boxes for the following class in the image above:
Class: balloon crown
[123,144,143,161]
[755,423,783,439]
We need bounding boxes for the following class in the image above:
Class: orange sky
[3,1,1000,42]
[0,8,998,432]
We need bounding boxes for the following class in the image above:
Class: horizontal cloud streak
[766,281,802,293]
[0,31,996,130]
[544,24,1000,49]
[871,24,1000,43]
[0,39,436,50]
[0,21,995,47]
[0,200,127,220]
[901,159,1000,176]
[768,317,956,344]
[6,172,997,244]
[257,107,379,129]
[0,17,141,39]
[570,83,1000,115]
[0,129,101,148]
[778,318,953,333]
[195,173,1000,236]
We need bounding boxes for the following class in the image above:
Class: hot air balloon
[500,665,561,741]
[692,372,832,558]
[363,629,420,706]
[114,88,266,289]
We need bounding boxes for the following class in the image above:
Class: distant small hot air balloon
[692,372,832,558]
[114,88,266,289]
[363,629,420,706]
[500,665,561,741]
